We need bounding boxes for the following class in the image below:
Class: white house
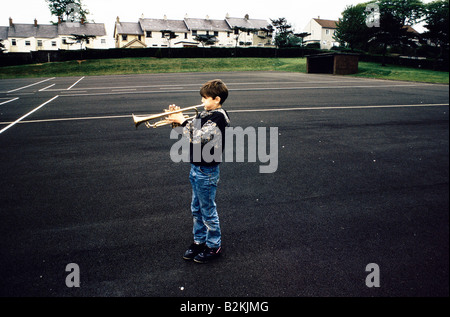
[184,16,233,47]
[226,14,272,47]
[58,21,108,50]
[303,18,339,50]
[1,18,108,53]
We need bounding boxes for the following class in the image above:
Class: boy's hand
[167,104,186,125]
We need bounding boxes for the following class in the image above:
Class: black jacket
[181,108,231,166]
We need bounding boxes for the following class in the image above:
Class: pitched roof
[7,23,58,38]
[226,17,270,30]
[403,25,419,34]
[0,26,9,40]
[313,18,338,29]
[115,22,143,35]
[123,38,147,48]
[139,18,188,32]
[184,18,230,31]
[58,22,107,36]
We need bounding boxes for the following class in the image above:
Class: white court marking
[39,84,56,92]
[1,103,447,126]
[67,77,85,90]
[58,83,431,98]
[0,97,19,106]
[7,78,55,93]
[0,95,59,134]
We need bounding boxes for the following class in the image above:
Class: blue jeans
[189,164,221,249]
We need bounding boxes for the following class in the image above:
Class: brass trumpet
[132,104,204,129]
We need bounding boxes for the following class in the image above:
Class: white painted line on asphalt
[229,103,450,113]
[67,76,85,90]
[7,78,55,93]
[39,83,56,92]
[58,83,430,97]
[43,81,358,92]
[0,97,19,106]
[111,89,137,92]
[0,95,59,134]
[0,114,130,125]
[0,103,447,126]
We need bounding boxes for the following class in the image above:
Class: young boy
[168,79,230,264]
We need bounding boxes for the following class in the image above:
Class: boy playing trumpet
[168,79,231,263]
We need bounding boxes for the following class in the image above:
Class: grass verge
[0,57,448,84]
[351,62,449,84]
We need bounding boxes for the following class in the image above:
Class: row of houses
[114,14,272,48]
[0,14,344,53]
[0,18,108,52]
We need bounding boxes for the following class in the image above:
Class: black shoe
[183,242,206,261]
[194,246,222,264]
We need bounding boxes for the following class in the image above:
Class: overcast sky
[1,0,431,38]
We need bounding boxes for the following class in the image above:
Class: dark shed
[306,52,359,75]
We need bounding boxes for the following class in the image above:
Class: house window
[146,31,152,38]
[192,30,197,36]
[122,35,128,41]
[326,29,330,35]
[25,41,31,46]
[101,39,106,44]
[227,32,231,37]
[138,35,142,41]
[63,38,67,44]
[214,31,218,37]
[184,33,188,39]
[12,39,16,45]
[52,41,56,47]
[38,40,43,47]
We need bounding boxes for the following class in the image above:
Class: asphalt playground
[0,71,448,302]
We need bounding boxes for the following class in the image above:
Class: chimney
[244,14,249,20]
[34,19,38,27]
[9,17,13,27]
[206,15,210,20]
[163,14,167,20]
[116,16,120,23]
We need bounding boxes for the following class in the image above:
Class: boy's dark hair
[200,79,229,105]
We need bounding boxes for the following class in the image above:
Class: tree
[271,18,292,48]
[195,34,218,47]
[0,39,5,54]
[422,0,449,58]
[161,30,178,57]
[334,0,424,61]
[270,18,307,48]
[370,0,424,64]
[46,0,89,22]
[334,3,371,51]
[69,34,96,50]
[233,26,256,47]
